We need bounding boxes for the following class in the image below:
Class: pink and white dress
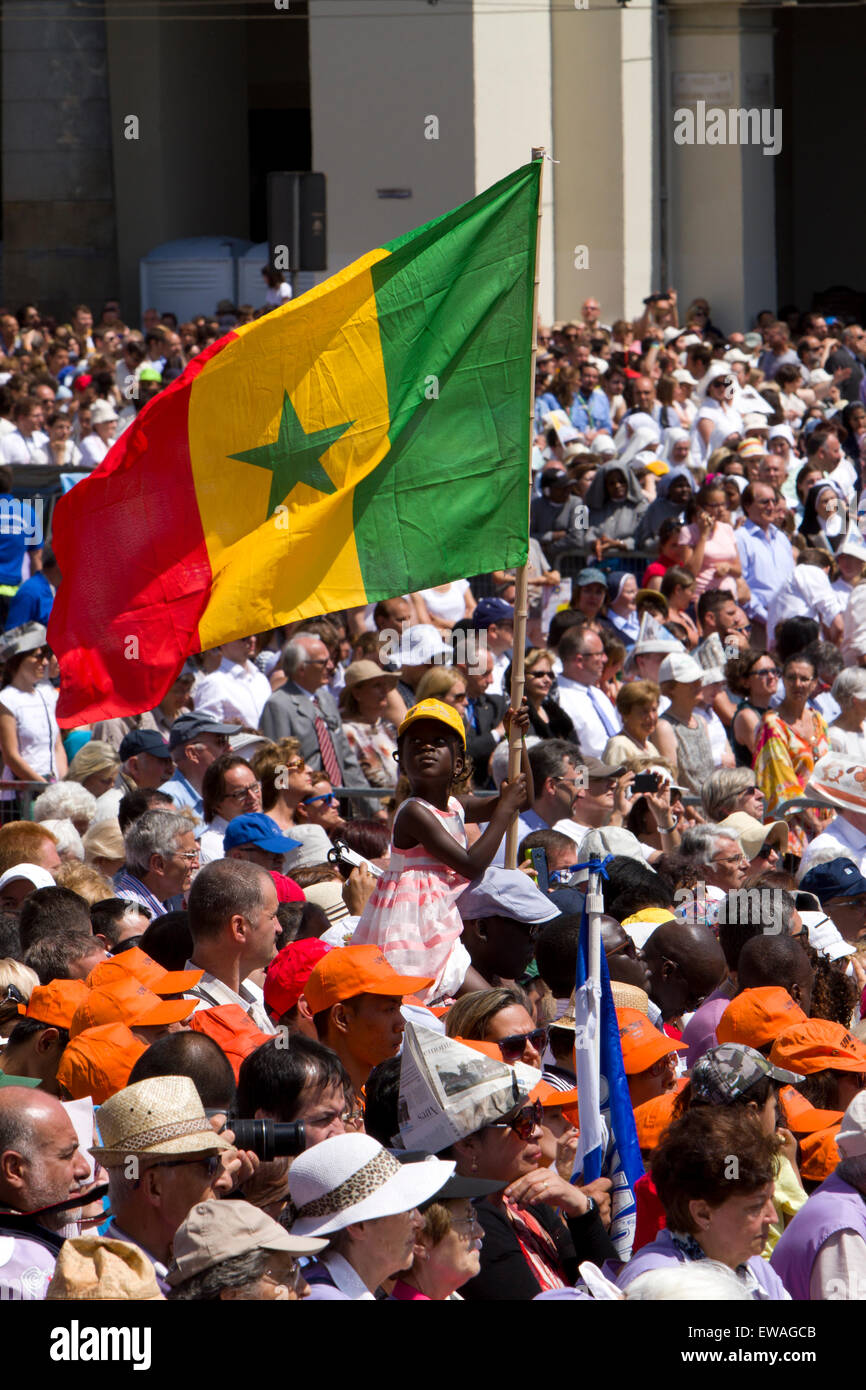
[350,795,471,1002]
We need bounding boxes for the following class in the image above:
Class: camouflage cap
[691,1042,801,1106]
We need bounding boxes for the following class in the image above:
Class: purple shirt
[617,1227,789,1299]
[681,988,733,1068]
[771,1172,866,1301]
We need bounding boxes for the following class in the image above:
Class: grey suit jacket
[259,682,367,788]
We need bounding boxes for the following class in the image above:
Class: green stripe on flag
[353,160,540,599]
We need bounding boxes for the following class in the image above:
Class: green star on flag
[230,389,354,516]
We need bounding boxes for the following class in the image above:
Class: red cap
[264,939,331,1019]
[188,1005,271,1081]
[270,871,305,904]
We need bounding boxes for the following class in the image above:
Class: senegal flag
[49,159,541,726]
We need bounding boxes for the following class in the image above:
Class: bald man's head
[0,1086,90,1219]
[737,933,813,1016]
[643,921,726,1021]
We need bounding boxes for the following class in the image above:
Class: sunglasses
[489,1100,543,1141]
[497,1028,548,1063]
[301,792,338,807]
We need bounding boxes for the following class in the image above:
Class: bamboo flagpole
[504,146,545,870]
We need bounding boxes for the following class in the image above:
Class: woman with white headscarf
[690,364,744,468]
[660,427,691,466]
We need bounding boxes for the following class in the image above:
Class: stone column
[665,0,777,330]
[1,0,117,319]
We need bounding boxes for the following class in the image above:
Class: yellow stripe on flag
[188,249,391,649]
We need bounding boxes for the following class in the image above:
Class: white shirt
[312,1251,376,1301]
[0,684,59,783]
[766,565,845,647]
[184,960,277,1035]
[828,455,858,501]
[828,725,866,761]
[79,434,112,469]
[419,581,470,626]
[555,677,622,759]
[265,283,292,307]
[800,815,866,877]
[489,650,512,698]
[0,430,49,466]
[198,815,229,865]
[193,657,271,728]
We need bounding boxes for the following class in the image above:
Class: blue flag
[572,872,644,1261]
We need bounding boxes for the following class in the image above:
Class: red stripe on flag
[49,337,235,726]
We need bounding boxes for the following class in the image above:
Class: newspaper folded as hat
[397,1022,530,1154]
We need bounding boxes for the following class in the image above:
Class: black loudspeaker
[267,172,327,274]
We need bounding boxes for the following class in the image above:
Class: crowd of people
[2,287,866,1304]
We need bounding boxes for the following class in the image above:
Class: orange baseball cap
[18,979,90,1030]
[799,1122,841,1184]
[188,1005,271,1082]
[633,1079,686,1151]
[57,1023,147,1104]
[303,945,434,1015]
[531,1079,579,1128]
[770,1020,866,1076]
[617,1008,687,1074]
[87,946,203,996]
[716,988,808,1051]
[779,1084,843,1134]
[70,976,196,1038]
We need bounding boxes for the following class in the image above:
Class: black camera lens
[230,1119,307,1161]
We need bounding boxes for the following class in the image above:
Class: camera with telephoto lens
[230,1119,307,1160]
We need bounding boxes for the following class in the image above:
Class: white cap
[672,368,698,387]
[657,651,704,684]
[396,624,452,666]
[90,400,119,425]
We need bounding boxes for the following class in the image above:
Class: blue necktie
[586,685,618,738]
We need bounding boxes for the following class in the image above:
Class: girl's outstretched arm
[394,778,527,877]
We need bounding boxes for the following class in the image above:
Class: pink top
[682,521,739,596]
[389,1279,432,1300]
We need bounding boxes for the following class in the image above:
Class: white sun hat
[286,1133,455,1238]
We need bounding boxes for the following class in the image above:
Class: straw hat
[90,1074,234,1166]
[610,982,650,1015]
[82,818,125,863]
[46,1237,164,1300]
[344,660,398,690]
[287,1133,454,1238]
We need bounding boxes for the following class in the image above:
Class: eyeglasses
[489,1100,543,1141]
[260,1259,305,1294]
[740,786,761,798]
[450,1213,484,1235]
[713,852,748,867]
[223,781,261,802]
[529,670,554,681]
[173,850,200,863]
[752,667,779,678]
[301,792,338,807]
[497,1028,548,1063]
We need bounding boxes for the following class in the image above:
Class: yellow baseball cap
[397,698,466,748]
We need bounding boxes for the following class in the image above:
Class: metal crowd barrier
[0,781,53,821]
